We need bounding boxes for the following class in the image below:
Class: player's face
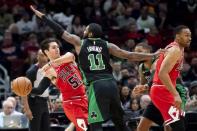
[178,28,191,47]
[46,42,60,60]
[83,26,89,38]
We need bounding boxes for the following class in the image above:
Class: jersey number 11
[88,54,105,70]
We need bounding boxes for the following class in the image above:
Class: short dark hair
[40,38,60,55]
[88,23,103,38]
[174,25,189,35]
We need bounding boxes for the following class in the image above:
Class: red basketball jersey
[55,62,86,101]
[153,42,184,86]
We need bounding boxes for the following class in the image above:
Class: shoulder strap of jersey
[165,41,179,50]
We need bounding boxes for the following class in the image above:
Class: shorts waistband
[63,95,87,102]
[30,96,48,100]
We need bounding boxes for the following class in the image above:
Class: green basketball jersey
[78,38,113,83]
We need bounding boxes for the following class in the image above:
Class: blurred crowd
[0,0,197,130]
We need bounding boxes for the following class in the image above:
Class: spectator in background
[130,0,141,20]
[112,61,122,82]
[139,94,151,112]
[0,100,14,127]
[21,33,39,65]
[7,96,23,114]
[90,0,105,25]
[145,26,162,51]
[0,100,23,127]
[0,30,20,77]
[67,16,86,38]
[125,22,144,43]
[53,7,74,29]
[190,22,197,50]
[116,7,136,30]
[184,57,197,82]
[120,86,130,110]
[0,4,14,31]
[121,39,136,52]
[52,98,64,112]
[15,11,36,35]
[128,97,141,118]
[185,81,197,111]
[137,6,155,33]
[103,0,124,16]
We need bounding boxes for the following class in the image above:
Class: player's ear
[43,50,48,56]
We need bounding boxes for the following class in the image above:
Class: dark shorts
[88,78,124,124]
[143,102,164,126]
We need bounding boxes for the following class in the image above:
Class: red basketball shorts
[150,85,185,125]
[63,96,88,131]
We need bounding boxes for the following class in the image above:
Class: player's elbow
[66,52,75,62]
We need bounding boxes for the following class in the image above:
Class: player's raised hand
[30,5,45,18]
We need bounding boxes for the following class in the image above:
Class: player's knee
[164,125,172,131]
[169,118,185,131]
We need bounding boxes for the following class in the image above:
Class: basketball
[11,77,32,96]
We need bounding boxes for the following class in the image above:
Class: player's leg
[89,122,103,131]
[28,97,42,131]
[65,122,75,131]
[88,80,112,131]
[40,111,51,131]
[164,125,172,131]
[150,86,185,131]
[109,80,129,131]
[168,117,185,131]
[138,102,164,131]
[63,97,88,131]
[40,99,51,131]
[137,117,154,131]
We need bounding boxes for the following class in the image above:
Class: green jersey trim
[88,82,104,123]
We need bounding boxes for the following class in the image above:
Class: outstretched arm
[42,52,75,71]
[108,43,157,61]
[30,5,81,53]
[30,77,51,95]
[21,96,33,120]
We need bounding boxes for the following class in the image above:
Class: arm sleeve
[42,15,64,37]
[30,77,51,95]
[26,66,38,91]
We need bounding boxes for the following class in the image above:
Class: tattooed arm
[108,43,156,61]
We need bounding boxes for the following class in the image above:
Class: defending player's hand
[132,85,147,97]
[153,48,166,59]
[174,94,182,110]
[30,5,45,18]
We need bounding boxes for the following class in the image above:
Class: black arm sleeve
[30,77,51,95]
[26,65,37,88]
[42,15,65,37]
